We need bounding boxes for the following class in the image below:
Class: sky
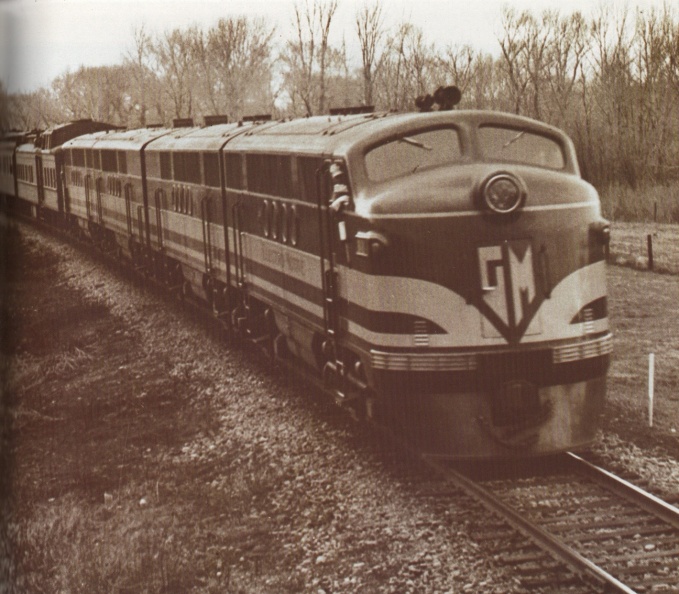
[0,0,673,94]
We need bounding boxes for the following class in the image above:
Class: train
[0,95,612,460]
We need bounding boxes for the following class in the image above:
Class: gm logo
[478,240,542,341]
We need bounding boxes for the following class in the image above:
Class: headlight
[481,173,526,214]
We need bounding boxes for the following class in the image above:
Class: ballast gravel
[10,226,523,592]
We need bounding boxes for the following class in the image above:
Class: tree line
[2,1,679,190]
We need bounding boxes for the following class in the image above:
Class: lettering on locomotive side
[261,245,284,267]
[285,253,305,275]
[478,240,542,341]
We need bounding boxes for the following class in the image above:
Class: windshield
[365,127,462,182]
[478,126,565,169]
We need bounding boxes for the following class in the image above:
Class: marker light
[482,173,525,214]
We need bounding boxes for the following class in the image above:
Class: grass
[1,231,301,594]
[599,263,679,470]
[608,222,679,274]
[597,182,679,275]
[599,181,679,223]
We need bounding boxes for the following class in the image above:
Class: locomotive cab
[332,111,611,458]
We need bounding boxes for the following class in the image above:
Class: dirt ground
[1,225,520,593]
[1,220,678,593]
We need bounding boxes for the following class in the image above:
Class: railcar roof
[63,127,173,151]
[223,110,569,155]
[225,112,393,154]
[144,121,259,152]
[16,142,38,154]
[39,119,117,149]
[60,110,570,157]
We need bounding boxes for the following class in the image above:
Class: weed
[600,181,679,223]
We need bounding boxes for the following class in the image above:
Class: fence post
[648,353,655,428]
[647,234,654,271]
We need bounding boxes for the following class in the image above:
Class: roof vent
[173,118,194,128]
[242,114,272,122]
[329,106,374,116]
[203,115,229,126]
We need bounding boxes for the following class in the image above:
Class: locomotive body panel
[15,144,40,215]
[0,134,30,201]
[63,127,172,255]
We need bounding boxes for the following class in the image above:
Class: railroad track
[422,453,679,593]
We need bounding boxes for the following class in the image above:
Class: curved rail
[565,452,679,530]
[422,453,679,594]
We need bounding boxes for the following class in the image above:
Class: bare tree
[51,65,130,124]
[203,17,275,119]
[374,22,438,112]
[0,81,10,131]
[317,0,338,113]
[6,89,63,130]
[543,11,590,127]
[440,45,476,97]
[281,0,339,115]
[498,8,553,118]
[355,1,384,106]
[150,27,197,120]
[587,5,638,185]
[125,24,153,127]
[631,6,679,182]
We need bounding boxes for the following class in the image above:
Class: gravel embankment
[4,224,522,593]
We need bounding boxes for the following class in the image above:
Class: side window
[298,157,324,203]
[203,153,220,187]
[246,154,265,193]
[73,149,85,167]
[102,150,117,172]
[184,152,201,184]
[127,152,141,177]
[172,153,185,182]
[246,154,293,197]
[276,155,293,198]
[160,152,172,180]
[118,151,127,174]
[224,153,243,189]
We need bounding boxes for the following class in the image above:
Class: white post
[648,353,655,428]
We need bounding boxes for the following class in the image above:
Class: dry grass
[1,229,307,594]
[608,222,679,274]
[600,181,679,223]
[601,264,679,461]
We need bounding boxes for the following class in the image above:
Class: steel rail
[566,451,679,530]
[421,454,638,594]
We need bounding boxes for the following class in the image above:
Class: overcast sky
[0,0,673,94]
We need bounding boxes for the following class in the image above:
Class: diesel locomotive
[1,101,611,459]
